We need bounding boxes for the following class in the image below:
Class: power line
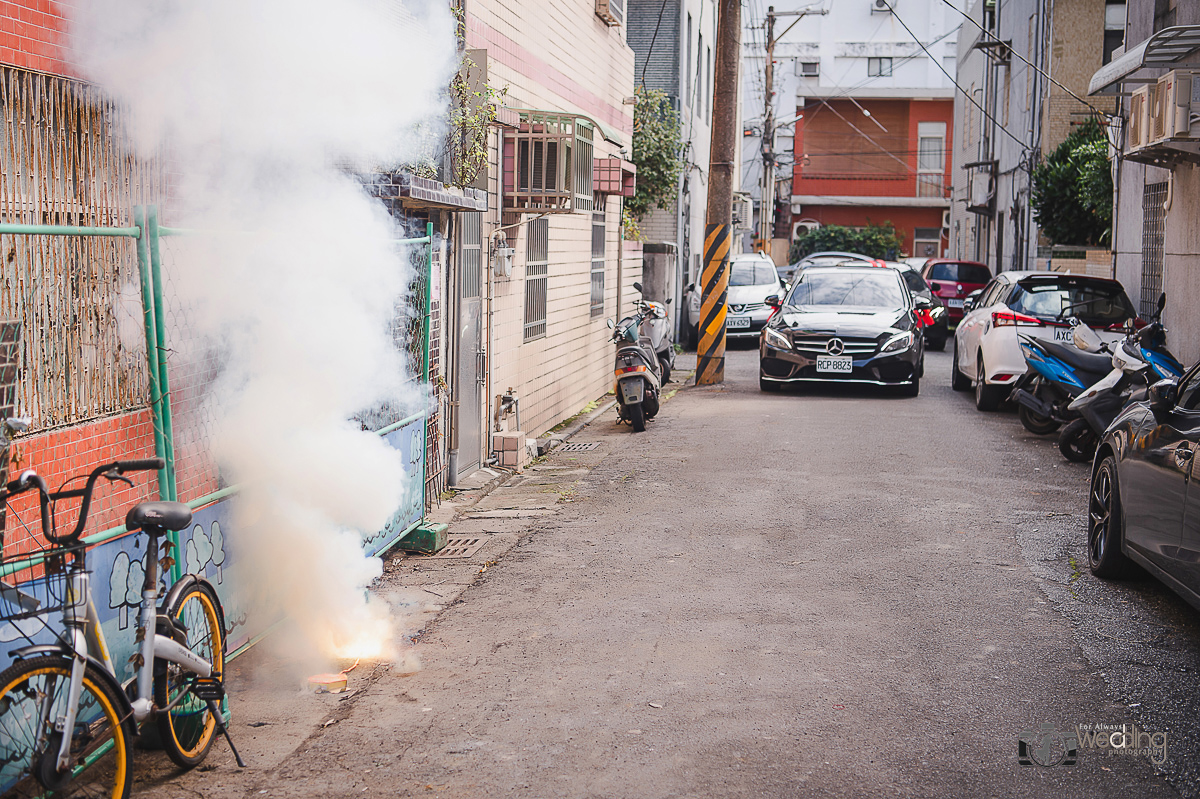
[883,1,1029,153]
[937,0,1114,120]
[639,0,673,88]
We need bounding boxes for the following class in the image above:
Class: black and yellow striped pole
[696,0,740,386]
[696,224,730,384]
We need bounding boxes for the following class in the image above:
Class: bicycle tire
[155,580,226,769]
[0,655,132,798]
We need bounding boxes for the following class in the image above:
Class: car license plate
[816,356,853,373]
[726,315,751,329]
[1053,327,1074,342]
[947,298,964,308]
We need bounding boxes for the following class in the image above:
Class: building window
[696,33,704,112]
[707,47,713,114]
[591,200,605,317]
[1103,1,1126,64]
[524,217,549,341]
[686,14,693,100]
[867,57,893,77]
[916,121,946,198]
[800,61,819,77]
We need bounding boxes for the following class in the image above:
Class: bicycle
[0,435,243,798]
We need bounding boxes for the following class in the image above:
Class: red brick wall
[0,0,74,77]
[4,411,161,559]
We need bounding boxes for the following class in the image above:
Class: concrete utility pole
[695,0,741,386]
[759,5,828,256]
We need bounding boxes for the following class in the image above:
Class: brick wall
[0,0,74,76]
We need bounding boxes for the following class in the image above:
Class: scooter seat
[1037,339,1112,376]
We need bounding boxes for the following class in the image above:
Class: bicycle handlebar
[5,458,165,545]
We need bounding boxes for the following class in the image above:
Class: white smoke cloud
[72,0,456,662]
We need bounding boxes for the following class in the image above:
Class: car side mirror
[1148,379,1178,414]
[686,283,695,293]
[765,295,781,308]
[913,296,933,310]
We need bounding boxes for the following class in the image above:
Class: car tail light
[991,310,1041,327]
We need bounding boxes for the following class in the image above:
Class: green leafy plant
[788,222,905,263]
[1031,118,1112,246]
[447,51,507,188]
[626,87,683,228]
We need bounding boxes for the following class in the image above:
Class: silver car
[684,254,786,347]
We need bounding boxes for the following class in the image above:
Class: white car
[683,253,785,348]
[951,271,1140,410]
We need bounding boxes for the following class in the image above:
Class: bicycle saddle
[126,501,193,532]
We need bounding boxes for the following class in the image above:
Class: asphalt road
[162,344,1200,798]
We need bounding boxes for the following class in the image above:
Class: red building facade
[791,98,953,259]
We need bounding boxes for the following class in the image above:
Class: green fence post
[134,207,171,502]
[146,206,184,583]
[399,226,447,555]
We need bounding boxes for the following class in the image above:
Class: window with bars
[916,122,946,198]
[524,217,549,341]
[1140,182,1167,318]
[591,201,605,317]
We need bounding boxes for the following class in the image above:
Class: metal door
[455,212,484,478]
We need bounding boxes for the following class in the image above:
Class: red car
[920,259,992,325]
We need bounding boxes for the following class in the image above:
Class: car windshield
[928,262,991,284]
[730,261,778,286]
[787,271,906,307]
[1008,278,1137,325]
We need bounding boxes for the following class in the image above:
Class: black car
[759,265,924,396]
[888,261,950,351]
[1088,366,1200,608]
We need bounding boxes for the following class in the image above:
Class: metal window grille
[0,66,164,432]
[460,212,481,299]
[590,202,605,317]
[574,122,594,212]
[1140,182,1168,318]
[524,217,549,341]
[503,112,575,213]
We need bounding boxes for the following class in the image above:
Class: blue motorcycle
[1010,329,1113,435]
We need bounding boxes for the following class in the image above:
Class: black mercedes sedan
[758,265,924,396]
[1088,366,1200,610]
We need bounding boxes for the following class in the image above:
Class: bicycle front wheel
[0,655,132,799]
[155,580,227,769]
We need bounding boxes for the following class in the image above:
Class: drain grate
[558,442,600,452]
[427,535,490,559]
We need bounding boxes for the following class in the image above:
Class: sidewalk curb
[548,398,618,449]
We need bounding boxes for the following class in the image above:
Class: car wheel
[899,376,920,398]
[951,338,970,391]
[685,320,698,350]
[759,376,780,392]
[1059,418,1098,462]
[926,335,946,352]
[974,355,1003,411]
[1018,403,1061,435]
[1088,455,1133,578]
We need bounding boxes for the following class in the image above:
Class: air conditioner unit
[792,220,820,240]
[596,0,624,26]
[733,194,754,230]
[1149,70,1200,144]
[799,61,820,78]
[941,209,951,229]
[871,0,893,13]
[1128,85,1151,150]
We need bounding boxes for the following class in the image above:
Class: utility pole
[695,0,741,386]
[758,5,828,257]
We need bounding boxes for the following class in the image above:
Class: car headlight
[763,327,791,350]
[880,331,915,353]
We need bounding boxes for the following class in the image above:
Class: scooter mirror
[1157,293,1166,318]
[1072,322,1104,353]
[633,281,643,293]
[665,297,673,304]
[606,318,615,330]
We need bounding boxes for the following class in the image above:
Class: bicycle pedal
[189,677,225,702]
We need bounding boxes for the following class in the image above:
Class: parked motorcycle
[1058,294,1184,462]
[607,292,664,433]
[1010,325,1113,435]
[632,282,676,384]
